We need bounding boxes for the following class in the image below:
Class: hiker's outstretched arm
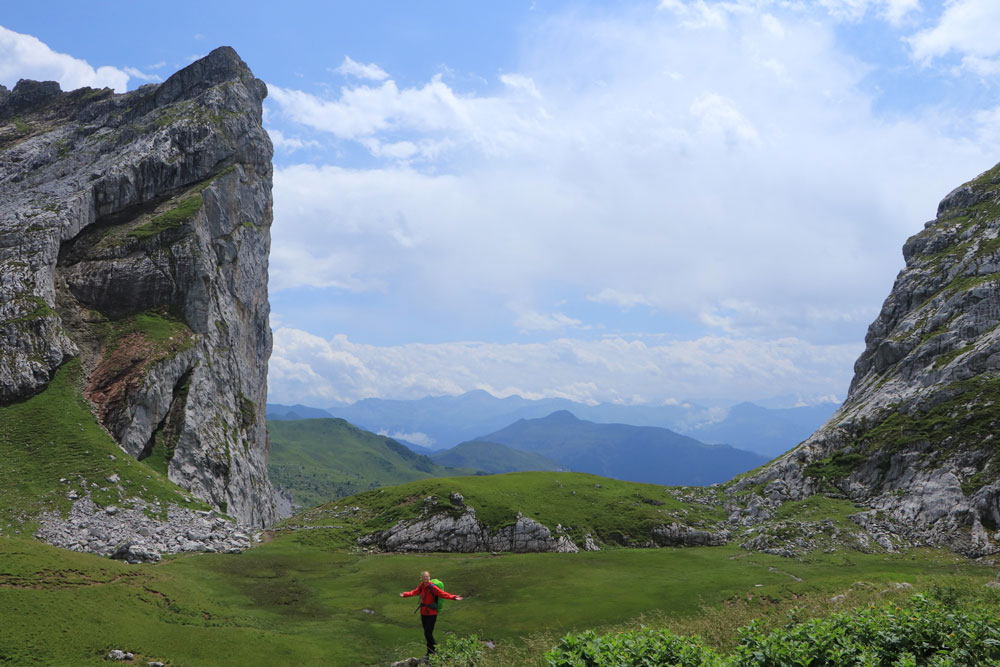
[401,587,420,597]
[429,584,462,600]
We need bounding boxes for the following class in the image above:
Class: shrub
[544,595,1000,666]
[430,634,489,666]
[545,627,722,666]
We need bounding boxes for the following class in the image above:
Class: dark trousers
[420,613,438,654]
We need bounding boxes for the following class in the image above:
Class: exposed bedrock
[0,47,276,526]
[734,162,1000,556]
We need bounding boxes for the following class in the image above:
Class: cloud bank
[0,25,132,92]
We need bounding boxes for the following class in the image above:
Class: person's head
[421,571,431,583]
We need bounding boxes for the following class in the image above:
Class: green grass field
[283,472,731,551]
[268,418,479,509]
[0,358,205,534]
[1,529,994,666]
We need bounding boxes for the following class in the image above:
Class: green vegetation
[13,117,29,134]
[267,419,477,510]
[803,375,1000,490]
[0,294,55,326]
[0,358,202,532]
[803,451,866,484]
[283,472,728,549]
[128,193,204,240]
[543,593,1000,666]
[0,533,994,665]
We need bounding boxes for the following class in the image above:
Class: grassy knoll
[0,532,994,666]
[0,358,203,533]
[282,471,730,549]
[267,419,479,509]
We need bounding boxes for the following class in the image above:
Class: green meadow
[4,363,1000,665]
[1,529,995,666]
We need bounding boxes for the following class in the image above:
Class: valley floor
[1,533,995,665]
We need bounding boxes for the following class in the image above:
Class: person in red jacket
[400,570,464,655]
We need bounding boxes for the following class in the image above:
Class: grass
[0,358,204,533]
[0,532,994,666]
[128,193,204,240]
[282,472,730,550]
[267,419,478,510]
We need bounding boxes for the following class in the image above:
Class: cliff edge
[0,47,276,526]
[733,161,1000,556]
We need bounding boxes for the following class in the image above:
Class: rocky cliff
[0,47,276,526]
[734,160,1000,556]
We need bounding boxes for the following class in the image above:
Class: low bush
[544,594,1000,666]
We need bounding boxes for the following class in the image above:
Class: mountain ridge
[733,159,1000,557]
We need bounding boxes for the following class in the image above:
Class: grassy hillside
[267,418,478,510]
[283,471,730,550]
[1,530,995,665]
[482,411,768,485]
[431,440,563,473]
[0,358,206,534]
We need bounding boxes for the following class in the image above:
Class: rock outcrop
[358,498,581,553]
[735,161,1000,556]
[0,47,276,526]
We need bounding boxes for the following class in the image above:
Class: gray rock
[0,47,275,527]
[733,160,1000,558]
[107,650,134,661]
[359,505,579,554]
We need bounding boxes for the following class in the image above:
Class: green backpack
[430,578,445,612]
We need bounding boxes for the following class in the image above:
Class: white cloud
[268,128,320,152]
[269,6,995,347]
[267,70,549,160]
[268,327,860,406]
[0,25,130,91]
[335,56,390,81]
[378,430,435,447]
[514,309,585,333]
[122,66,161,83]
[909,0,1000,63]
[588,289,653,310]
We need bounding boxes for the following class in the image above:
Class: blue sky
[3,1,999,408]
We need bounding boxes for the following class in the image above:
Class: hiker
[400,570,464,655]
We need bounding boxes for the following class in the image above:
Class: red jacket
[402,581,459,616]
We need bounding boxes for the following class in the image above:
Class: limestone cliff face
[0,47,276,526]
[735,161,1000,556]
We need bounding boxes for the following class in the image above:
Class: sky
[2,0,999,409]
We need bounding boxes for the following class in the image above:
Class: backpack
[430,579,445,612]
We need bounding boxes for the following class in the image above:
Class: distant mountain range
[267,391,837,457]
[431,440,563,474]
[468,411,768,486]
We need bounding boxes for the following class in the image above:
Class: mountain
[267,403,334,420]
[0,47,275,527]
[479,411,768,486]
[267,418,478,510]
[734,160,1000,557]
[431,440,563,473]
[320,390,834,450]
[689,401,839,457]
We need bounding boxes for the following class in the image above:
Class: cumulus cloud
[908,0,1000,70]
[514,309,586,333]
[268,5,994,348]
[335,56,390,81]
[122,66,161,83]
[0,25,130,91]
[268,128,320,152]
[268,327,860,406]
